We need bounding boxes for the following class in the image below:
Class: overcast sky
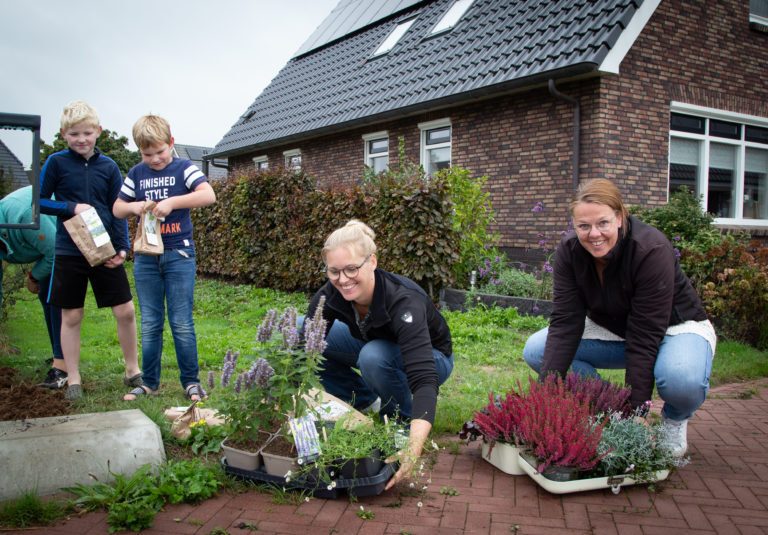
[0,0,338,168]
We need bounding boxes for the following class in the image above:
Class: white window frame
[669,102,768,228]
[372,18,416,57]
[283,148,302,172]
[362,131,389,173]
[252,155,269,171]
[430,0,474,35]
[419,118,452,176]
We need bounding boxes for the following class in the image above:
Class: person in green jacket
[0,186,66,388]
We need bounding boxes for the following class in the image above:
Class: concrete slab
[0,409,165,501]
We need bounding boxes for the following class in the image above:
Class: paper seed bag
[63,207,116,266]
[133,201,164,255]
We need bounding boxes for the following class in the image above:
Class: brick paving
[13,380,768,534]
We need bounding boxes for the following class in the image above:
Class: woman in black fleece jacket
[306,219,454,489]
[523,179,716,458]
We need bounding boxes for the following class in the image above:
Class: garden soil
[0,367,72,421]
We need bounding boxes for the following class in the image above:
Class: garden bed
[439,288,553,316]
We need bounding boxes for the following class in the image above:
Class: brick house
[209,0,768,260]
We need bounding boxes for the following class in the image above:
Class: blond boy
[113,114,215,402]
[39,100,141,400]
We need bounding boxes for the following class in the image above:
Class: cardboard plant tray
[223,458,397,499]
[517,454,670,495]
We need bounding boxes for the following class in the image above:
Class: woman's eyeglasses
[323,255,371,280]
[574,218,615,235]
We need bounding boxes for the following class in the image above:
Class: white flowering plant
[208,298,327,449]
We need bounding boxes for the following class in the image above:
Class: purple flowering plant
[210,298,327,449]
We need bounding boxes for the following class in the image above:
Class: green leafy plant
[64,460,222,533]
[154,460,220,504]
[356,505,375,520]
[186,419,227,456]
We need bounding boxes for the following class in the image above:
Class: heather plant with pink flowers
[514,376,608,473]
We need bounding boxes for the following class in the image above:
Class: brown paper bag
[133,201,163,256]
[170,401,203,441]
[63,207,116,266]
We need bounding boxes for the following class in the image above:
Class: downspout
[202,156,229,176]
[548,78,580,191]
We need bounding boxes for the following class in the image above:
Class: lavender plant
[209,299,327,450]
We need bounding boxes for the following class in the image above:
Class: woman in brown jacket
[523,179,716,458]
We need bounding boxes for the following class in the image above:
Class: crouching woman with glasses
[523,178,716,458]
[304,219,454,489]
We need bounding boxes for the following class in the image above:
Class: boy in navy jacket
[40,101,141,400]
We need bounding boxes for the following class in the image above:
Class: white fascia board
[598,0,662,75]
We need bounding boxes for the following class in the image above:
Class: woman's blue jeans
[523,327,714,420]
[134,248,200,391]
[319,319,454,421]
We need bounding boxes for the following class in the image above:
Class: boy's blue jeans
[134,248,200,391]
[523,327,714,421]
[319,319,454,421]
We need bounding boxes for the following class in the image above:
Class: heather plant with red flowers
[470,391,522,447]
[515,376,608,473]
[564,373,633,417]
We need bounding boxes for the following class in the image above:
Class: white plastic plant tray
[517,455,670,494]
[481,441,525,475]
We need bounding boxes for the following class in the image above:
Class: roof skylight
[372,18,416,57]
[430,0,474,35]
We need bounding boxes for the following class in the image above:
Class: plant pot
[517,454,670,494]
[338,449,384,479]
[481,441,525,476]
[262,450,301,477]
[221,438,262,471]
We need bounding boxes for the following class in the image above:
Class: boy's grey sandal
[65,384,83,400]
[123,372,144,387]
[123,385,156,401]
[184,383,206,401]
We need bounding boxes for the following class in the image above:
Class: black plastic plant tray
[223,459,397,499]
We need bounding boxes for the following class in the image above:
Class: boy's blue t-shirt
[119,158,208,250]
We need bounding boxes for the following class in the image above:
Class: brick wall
[230,0,768,254]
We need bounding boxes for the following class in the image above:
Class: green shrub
[193,165,458,297]
[479,266,540,298]
[630,187,722,254]
[439,166,498,287]
[632,188,768,349]
[0,492,65,529]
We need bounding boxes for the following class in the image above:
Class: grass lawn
[2,263,767,437]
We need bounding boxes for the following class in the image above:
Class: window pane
[427,127,451,145]
[708,143,736,217]
[746,125,768,144]
[373,18,415,56]
[670,113,705,134]
[368,138,388,154]
[710,119,741,140]
[370,155,388,173]
[744,147,768,219]
[257,161,268,170]
[431,0,474,34]
[427,146,450,175]
[669,138,700,196]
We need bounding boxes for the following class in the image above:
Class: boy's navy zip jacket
[39,148,129,256]
[307,269,452,424]
[540,215,707,408]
